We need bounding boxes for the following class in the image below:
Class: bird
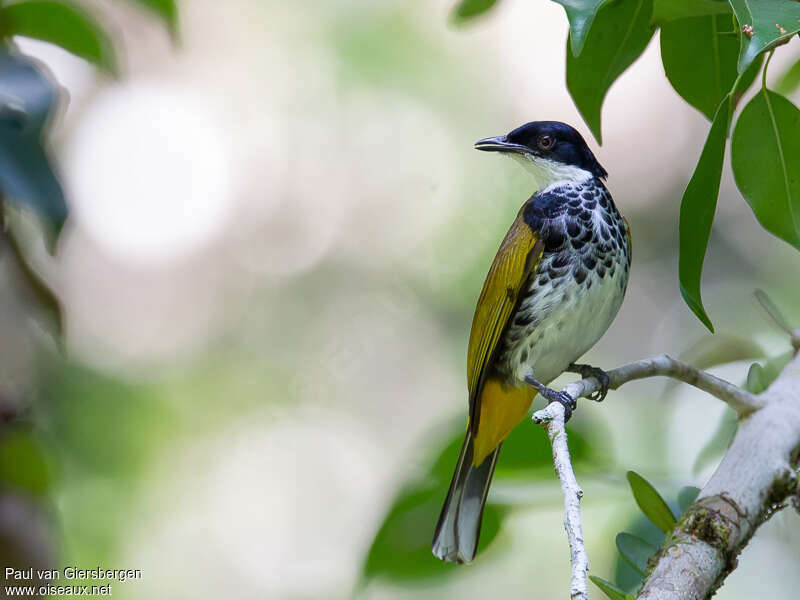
[431,121,631,564]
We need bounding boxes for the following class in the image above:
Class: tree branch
[636,350,800,599]
[535,350,798,599]
[562,353,764,415]
[532,402,588,600]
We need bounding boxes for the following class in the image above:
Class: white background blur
[10,0,800,598]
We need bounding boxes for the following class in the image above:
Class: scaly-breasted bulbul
[432,121,631,564]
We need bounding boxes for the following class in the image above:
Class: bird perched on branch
[432,121,631,564]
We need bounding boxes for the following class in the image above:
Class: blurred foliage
[36,361,177,563]
[0,49,66,236]
[0,0,178,580]
[1,1,118,75]
[362,413,612,584]
[452,0,800,330]
[592,476,699,599]
[450,0,498,25]
[0,426,52,497]
[776,57,800,95]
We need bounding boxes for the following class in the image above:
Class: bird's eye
[537,135,554,150]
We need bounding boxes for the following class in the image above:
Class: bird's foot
[568,363,610,402]
[524,375,576,421]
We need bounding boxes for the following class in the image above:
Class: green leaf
[693,408,737,473]
[729,0,800,73]
[626,471,676,533]
[1,0,118,75]
[590,575,630,600]
[731,88,800,250]
[745,362,766,393]
[552,0,608,57]
[678,97,731,332]
[616,532,656,575]
[566,0,656,144]
[775,58,800,96]
[651,0,730,24]
[661,14,749,120]
[450,0,499,23]
[677,486,701,512]
[123,0,178,36]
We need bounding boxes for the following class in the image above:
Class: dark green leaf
[678,97,731,332]
[775,58,800,96]
[754,289,792,333]
[552,0,608,57]
[566,0,656,144]
[677,486,701,512]
[451,0,499,23]
[651,0,730,24]
[616,532,656,575]
[731,88,800,250]
[0,49,67,237]
[661,14,748,120]
[122,0,177,36]
[729,0,800,73]
[693,408,737,473]
[1,0,118,75]
[626,471,676,533]
[590,575,629,600]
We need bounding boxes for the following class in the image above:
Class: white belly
[505,258,627,385]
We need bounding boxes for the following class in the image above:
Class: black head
[474,121,607,180]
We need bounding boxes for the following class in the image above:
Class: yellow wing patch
[466,205,544,433]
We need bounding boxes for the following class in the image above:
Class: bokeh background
[2,0,800,598]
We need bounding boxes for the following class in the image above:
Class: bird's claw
[568,363,610,402]
[524,375,577,421]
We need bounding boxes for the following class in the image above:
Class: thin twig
[532,402,588,600]
[561,354,764,415]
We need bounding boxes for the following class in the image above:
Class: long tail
[431,430,501,564]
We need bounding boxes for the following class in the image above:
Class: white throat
[510,154,593,192]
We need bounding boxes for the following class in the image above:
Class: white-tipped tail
[432,431,501,563]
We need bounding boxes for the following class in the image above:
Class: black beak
[474,136,528,153]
